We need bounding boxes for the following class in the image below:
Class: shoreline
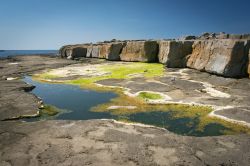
[1,55,250,165]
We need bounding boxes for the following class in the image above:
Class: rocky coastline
[0,33,250,165]
[60,32,250,78]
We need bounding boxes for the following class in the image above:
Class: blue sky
[0,0,249,50]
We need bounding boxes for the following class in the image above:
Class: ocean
[0,50,58,58]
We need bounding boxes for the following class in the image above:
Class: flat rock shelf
[23,76,248,136]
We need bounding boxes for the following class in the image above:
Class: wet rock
[158,40,193,67]
[187,39,250,77]
[120,41,159,62]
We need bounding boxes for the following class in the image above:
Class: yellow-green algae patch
[33,62,250,135]
[34,62,164,88]
[91,93,250,135]
[138,92,163,100]
[40,105,61,116]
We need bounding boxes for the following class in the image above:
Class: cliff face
[187,39,250,77]
[158,40,193,67]
[59,33,250,78]
[120,41,158,62]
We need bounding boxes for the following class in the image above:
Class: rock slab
[158,40,193,67]
[120,41,159,62]
[187,39,249,77]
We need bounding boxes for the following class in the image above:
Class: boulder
[187,39,249,77]
[120,41,159,62]
[158,40,193,67]
[106,42,124,61]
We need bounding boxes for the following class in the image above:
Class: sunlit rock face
[120,41,159,62]
[158,40,193,68]
[59,33,250,78]
[187,39,250,77]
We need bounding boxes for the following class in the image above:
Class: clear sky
[0,0,249,50]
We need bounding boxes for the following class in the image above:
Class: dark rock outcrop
[120,41,159,62]
[158,40,193,67]
[106,42,124,61]
[187,39,249,77]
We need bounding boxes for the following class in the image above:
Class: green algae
[40,105,61,116]
[138,92,163,100]
[32,62,250,136]
[34,62,164,88]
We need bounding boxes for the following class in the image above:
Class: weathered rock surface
[198,32,250,40]
[158,40,193,67]
[70,46,87,59]
[120,41,159,62]
[0,55,77,120]
[86,45,93,58]
[1,120,250,166]
[106,42,124,61]
[59,33,250,78]
[187,39,249,77]
[1,56,250,165]
[91,45,101,58]
[99,44,111,59]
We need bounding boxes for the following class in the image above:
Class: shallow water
[24,76,231,136]
[24,76,117,120]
